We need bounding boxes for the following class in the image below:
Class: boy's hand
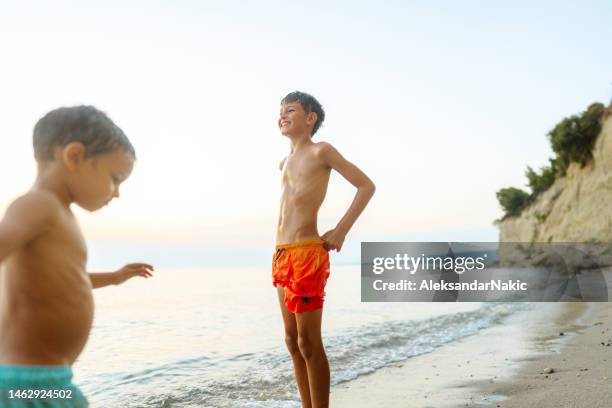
[114,263,154,285]
[321,228,346,252]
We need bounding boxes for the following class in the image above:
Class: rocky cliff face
[499,109,612,243]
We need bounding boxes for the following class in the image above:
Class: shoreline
[466,302,611,408]
[330,302,607,407]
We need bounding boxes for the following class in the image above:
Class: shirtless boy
[0,106,153,407]
[273,91,375,408]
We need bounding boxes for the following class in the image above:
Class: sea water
[75,266,525,407]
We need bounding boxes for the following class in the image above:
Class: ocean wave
[86,302,528,408]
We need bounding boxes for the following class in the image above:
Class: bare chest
[25,211,88,272]
[282,152,321,187]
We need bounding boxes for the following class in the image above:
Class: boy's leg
[295,308,329,408]
[277,286,312,408]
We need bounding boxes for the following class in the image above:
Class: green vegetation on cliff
[496,102,606,219]
[549,103,606,175]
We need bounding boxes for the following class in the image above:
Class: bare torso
[0,194,93,366]
[277,143,331,244]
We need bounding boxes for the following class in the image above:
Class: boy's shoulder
[5,190,64,221]
[309,141,334,155]
[311,141,341,162]
[279,142,341,170]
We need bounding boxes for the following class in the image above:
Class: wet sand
[331,302,610,408]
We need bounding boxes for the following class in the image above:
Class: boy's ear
[60,142,87,171]
[306,111,318,126]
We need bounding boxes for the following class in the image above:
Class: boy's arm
[318,143,375,251]
[89,263,154,289]
[0,192,55,262]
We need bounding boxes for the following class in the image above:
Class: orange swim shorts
[272,240,330,313]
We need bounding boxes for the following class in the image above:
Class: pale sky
[1,1,610,267]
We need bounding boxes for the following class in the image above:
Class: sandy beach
[331,302,611,408]
[471,302,612,408]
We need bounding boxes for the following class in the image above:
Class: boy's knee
[284,333,300,355]
[297,334,322,360]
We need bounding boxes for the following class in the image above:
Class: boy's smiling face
[61,145,135,211]
[278,101,316,137]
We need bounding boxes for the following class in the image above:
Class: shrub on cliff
[497,102,606,219]
[525,159,556,197]
[548,102,605,175]
[496,187,530,217]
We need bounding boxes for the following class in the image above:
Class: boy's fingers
[126,263,153,269]
[135,263,154,270]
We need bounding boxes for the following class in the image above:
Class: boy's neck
[33,163,73,209]
[288,133,314,153]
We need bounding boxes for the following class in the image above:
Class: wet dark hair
[281,91,325,136]
[33,105,135,162]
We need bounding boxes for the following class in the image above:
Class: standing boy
[273,91,375,408]
[0,106,153,407]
